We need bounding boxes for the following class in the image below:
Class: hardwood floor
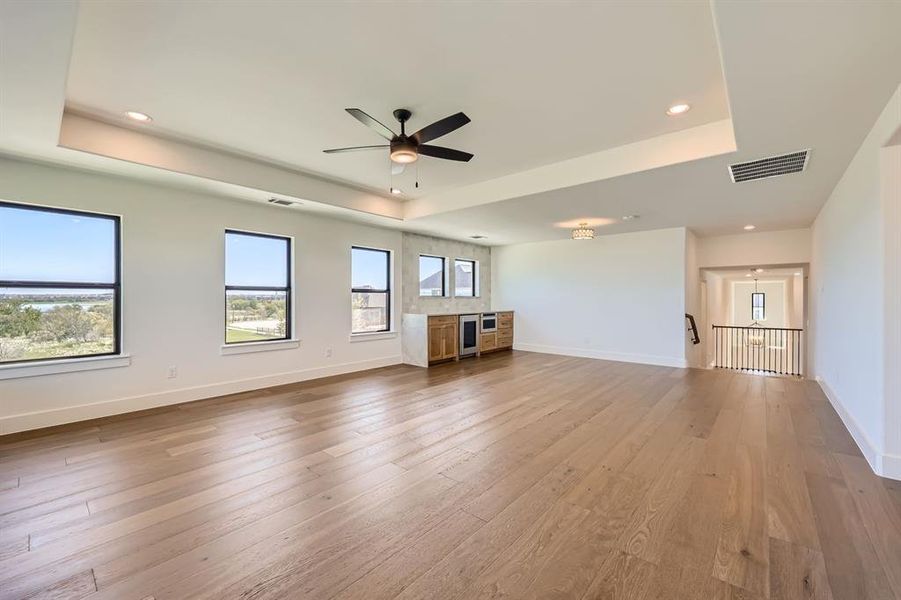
[1,351,900,599]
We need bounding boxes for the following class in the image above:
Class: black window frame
[351,246,391,334]
[418,254,446,297]
[751,292,766,321]
[0,200,122,365]
[454,258,477,297]
[224,229,292,345]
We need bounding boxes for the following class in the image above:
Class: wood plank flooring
[1,351,900,599]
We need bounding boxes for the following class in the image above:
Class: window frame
[418,254,446,297]
[351,246,391,334]
[751,291,766,321]
[454,258,478,298]
[0,200,122,365]
[224,229,293,345]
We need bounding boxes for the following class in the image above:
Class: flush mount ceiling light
[571,223,595,240]
[125,110,152,123]
[744,224,756,231]
[621,214,640,221]
[666,103,691,116]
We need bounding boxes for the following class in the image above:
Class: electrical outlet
[325,348,333,359]
[167,366,178,379]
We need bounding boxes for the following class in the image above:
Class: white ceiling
[65,1,729,200]
[1,1,899,245]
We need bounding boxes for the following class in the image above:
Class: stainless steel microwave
[481,313,497,332]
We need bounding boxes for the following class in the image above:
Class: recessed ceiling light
[125,110,152,123]
[389,187,402,195]
[745,273,752,277]
[755,268,764,273]
[621,215,640,221]
[666,103,691,116]
[743,224,756,231]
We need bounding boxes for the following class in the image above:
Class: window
[419,255,446,297]
[224,230,291,344]
[0,201,120,364]
[351,247,390,333]
[454,259,477,297]
[752,292,765,321]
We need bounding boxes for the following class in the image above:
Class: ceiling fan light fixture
[390,140,418,164]
[571,223,595,240]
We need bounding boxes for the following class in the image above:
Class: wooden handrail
[685,314,700,345]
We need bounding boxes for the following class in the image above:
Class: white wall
[883,143,901,479]
[731,280,786,327]
[810,84,900,479]
[703,272,727,366]
[790,274,804,330]
[401,232,491,314]
[684,229,703,368]
[492,227,687,368]
[0,157,403,434]
[697,228,811,269]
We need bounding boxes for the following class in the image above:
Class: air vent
[268,198,296,206]
[729,149,809,183]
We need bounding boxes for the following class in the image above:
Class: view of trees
[0,294,115,362]
[225,292,287,343]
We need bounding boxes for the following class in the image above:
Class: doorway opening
[700,265,807,377]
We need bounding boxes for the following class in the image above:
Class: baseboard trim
[0,355,403,435]
[814,375,893,479]
[514,343,687,369]
[883,453,901,481]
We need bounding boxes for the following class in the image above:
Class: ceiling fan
[324,108,473,174]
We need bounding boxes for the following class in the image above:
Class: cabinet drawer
[428,315,458,325]
[497,333,513,348]
[498,313,513,325]
[480,332,497,351]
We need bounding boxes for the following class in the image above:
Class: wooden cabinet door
[428,325,444,362]
[429,322,458,362]
[441,324,458,359]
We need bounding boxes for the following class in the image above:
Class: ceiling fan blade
[411,112,470,144]
[345,108,396,141]
[323,145,388,154]
[391,162,406,175]
[418,145,474,162]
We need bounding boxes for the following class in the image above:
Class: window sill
[221,339,300,355]
[0,354,131,380]
[349,331,398,342]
